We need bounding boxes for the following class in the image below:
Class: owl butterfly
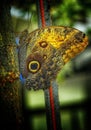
[18,26,88,90]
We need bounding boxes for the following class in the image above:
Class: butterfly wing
[19,26,88,90]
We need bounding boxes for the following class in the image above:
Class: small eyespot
[39,41,48,48]
[28,60,40,73]
[43,55,47,59]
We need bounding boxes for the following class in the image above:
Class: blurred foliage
[10,0,91,31]
[51,0,89,26]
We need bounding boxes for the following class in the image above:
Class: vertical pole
[37,0,52,27]
[36,0,62,130]
[0,1,24,130]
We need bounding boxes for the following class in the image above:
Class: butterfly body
[19,26,88,90]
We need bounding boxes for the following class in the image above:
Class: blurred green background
[11,0,91,130]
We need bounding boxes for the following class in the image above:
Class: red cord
[39,0,57,129]
[39,0,46,27]
[49,86,57,130]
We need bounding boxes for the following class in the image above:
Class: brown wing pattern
[19,26,88,90]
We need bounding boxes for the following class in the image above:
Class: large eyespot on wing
[22,53,44,78]
[28,60,41,73]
